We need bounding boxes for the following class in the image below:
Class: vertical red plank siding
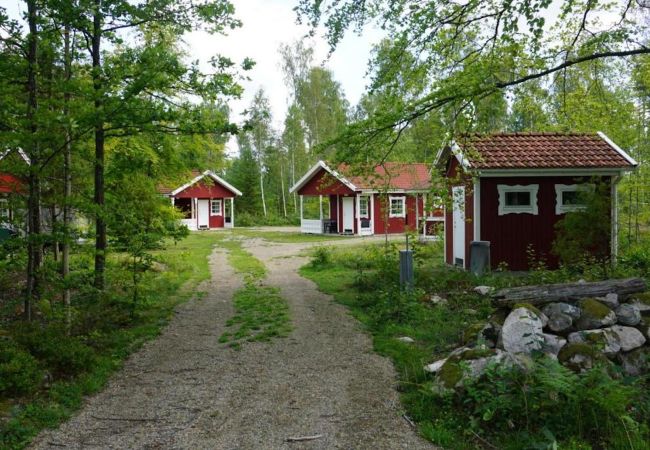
[329,194,337,221]
[465,186,474,267]
[297,168,355,195]
[174,181,237,198]
[480,176,611,270]
[209,207,225,228]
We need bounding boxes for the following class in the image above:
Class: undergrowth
[301,241,650,450]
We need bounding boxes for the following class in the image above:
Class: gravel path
[30,237,435,450]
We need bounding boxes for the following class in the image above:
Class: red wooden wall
[480,175,611,270]
[298,169,354,196]
[174,180,237,199]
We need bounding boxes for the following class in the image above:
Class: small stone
[464,308,478,316]
[542,302,581,320]
[547,313,573,334]
[618,347,650,376]
[542,333,566,358]
[615,304,641,326]
[430,294,447,305]
[597,293,620,309]
[424,358,447,373]
[568,329,621,358]
[397,336,415,343]
[608,325,646,352]
[473,286,494,296]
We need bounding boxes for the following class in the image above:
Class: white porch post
[319,195,323,220]
[231,197,235,227]
[611,176,620,263]
[369,193,375,234]
[415,193,420,235]
[355,194,361,236]
[300,195,304,221]
[170,196,174,206]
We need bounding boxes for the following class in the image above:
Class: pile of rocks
[424,288,650,391]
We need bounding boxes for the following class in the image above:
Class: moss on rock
[558,342,598,364]
[632,292,650,305]
[438,361,463,389]
[512,303,543,317]
[578,298,612,319]
[461,323,486,345]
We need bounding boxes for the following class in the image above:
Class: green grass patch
[0,232,224,449]
[216,239,292,347]
[231,228,347,243]
[300,243,650,450]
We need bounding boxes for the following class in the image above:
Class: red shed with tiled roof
[158,170,242,231]
[290,160,443,237]
[436,132,637,271]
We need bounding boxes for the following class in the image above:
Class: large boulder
[542,302,581,320]
[615,304,641,326]
[575,298,617,330]
[547,313,573,334]
[568,329,621,358]
[608,325,646,352]
[501,306,546,355]
[618,347,650,376]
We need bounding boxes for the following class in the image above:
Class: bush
[11,324,96,378]
[0,341,43,397]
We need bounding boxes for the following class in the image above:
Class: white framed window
[359,196,369,217]
[497,184,539,216]
[389,196,406,218]
[0,199,9,220]
[555,184,591,215]
[210,199,222,216]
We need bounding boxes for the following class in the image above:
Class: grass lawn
[299,243,650,449]
[231,228,349,243]
[0,232,225,449]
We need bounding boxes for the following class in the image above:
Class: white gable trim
[0,148,31,165]
[597,131,638,167]
[289,160,357,194]
[435,142,471,170]
[170,170,242,197]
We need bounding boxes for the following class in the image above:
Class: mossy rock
[632,292,650,305]
[461,323,486,345]
[437,361,463,389]
[488,309,508,326]
[512,303,543,317]
[578,298,611,319]
[558,342,607,372]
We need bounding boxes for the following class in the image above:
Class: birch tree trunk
[260,170,267,217]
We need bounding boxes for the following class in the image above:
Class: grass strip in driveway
[218,239,291,348]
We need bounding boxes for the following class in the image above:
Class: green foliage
[301,242,650,450]
[0,342,43,397]
[552,181,612,268]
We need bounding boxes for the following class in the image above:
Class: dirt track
[30,237,435,450]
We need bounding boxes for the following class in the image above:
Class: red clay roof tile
[456,132,634,169]
[338,162,431,191]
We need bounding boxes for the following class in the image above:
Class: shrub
[11,324,96,378]
[0,341,43,397]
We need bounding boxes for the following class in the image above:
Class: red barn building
[290,160,443,237]
[159,170,242,230]
[0,149,29,225]
[436,132,637,271]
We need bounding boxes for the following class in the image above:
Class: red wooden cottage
[289,160,443,236]
[159,170,242,230]
[436,132,637,271]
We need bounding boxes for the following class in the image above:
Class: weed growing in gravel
[217,240,292,347]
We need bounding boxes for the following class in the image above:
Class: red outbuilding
[159,170,242,230]
[0,149,29,223]
[436,132,638,271]
[289,160,443,237]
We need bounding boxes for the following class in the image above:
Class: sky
[186,0,383,155]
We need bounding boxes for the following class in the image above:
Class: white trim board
[170,170,242,197]
[0,148,31,165]
[289,160,357,194]
[597,131,638,166]
[497,184,539,216]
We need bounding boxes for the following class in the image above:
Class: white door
[452,186,465,267]
[342,197,354,233]
[197,199,210,229]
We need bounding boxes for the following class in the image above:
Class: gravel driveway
[30,237,435,450]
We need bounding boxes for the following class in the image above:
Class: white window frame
[0,199,9,220]
[555,184,591,215]
[210,199,222,216]
[389,196,406,218]
[359,196,369,218]
[497,184,539,216]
